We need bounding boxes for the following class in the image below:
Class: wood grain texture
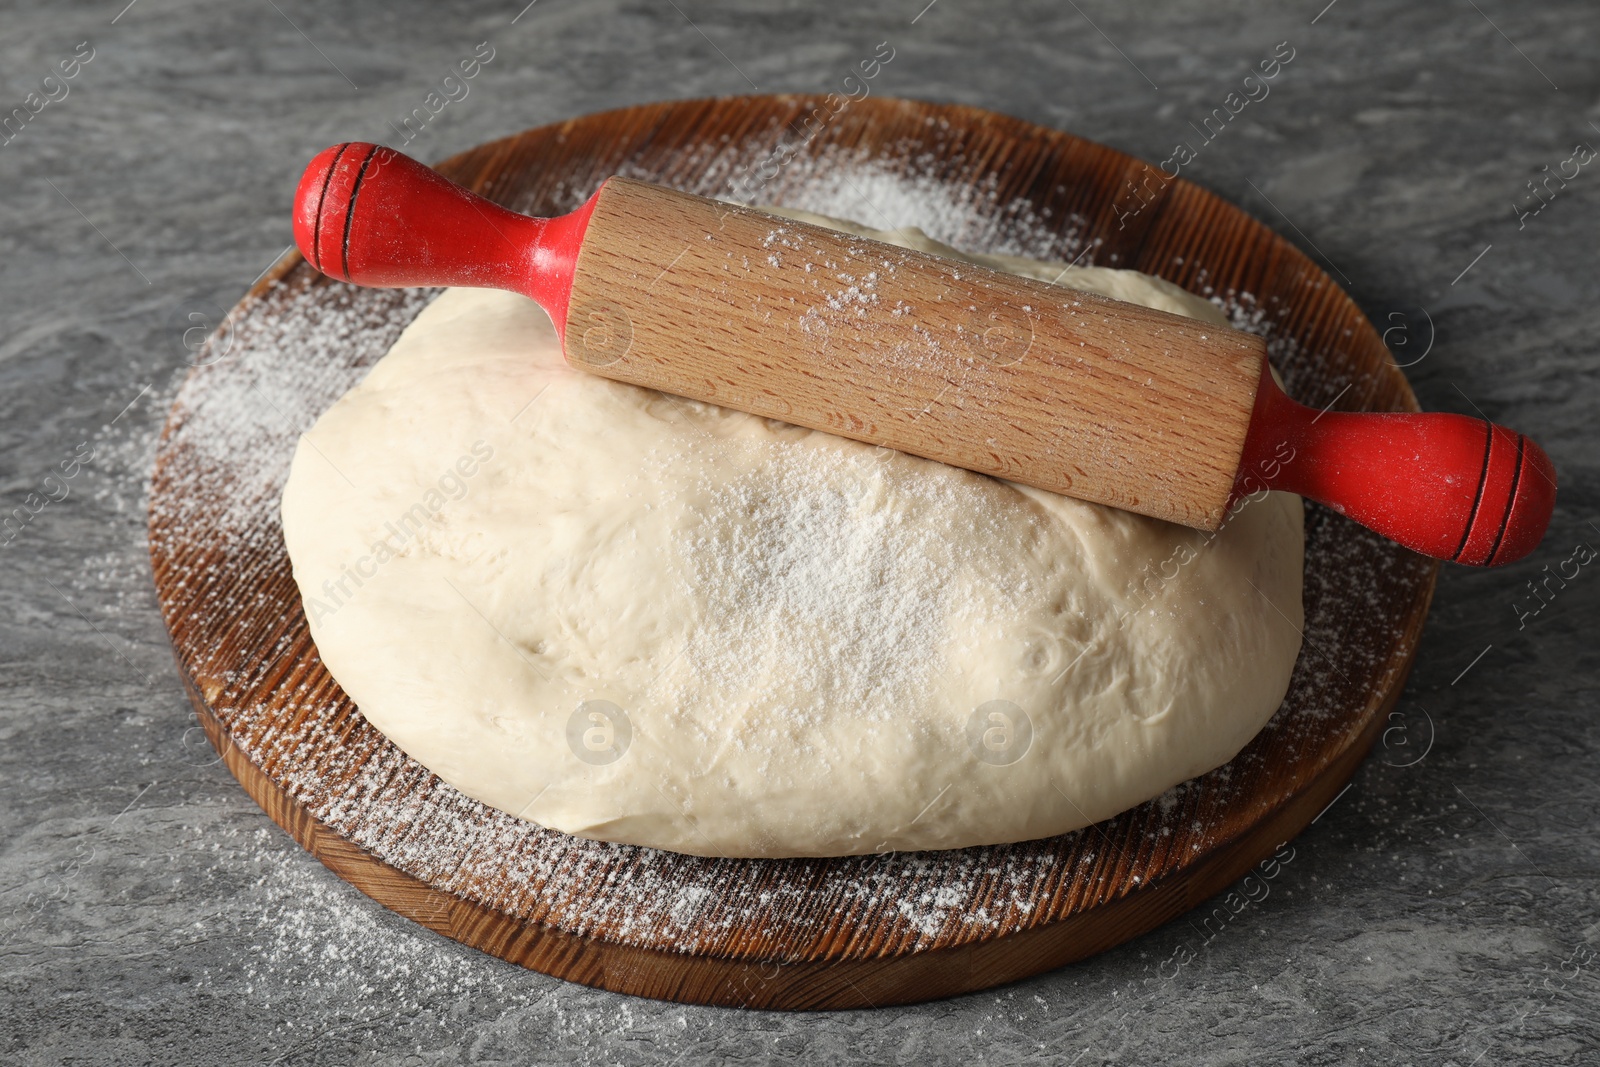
[147,95,1437,1010]
[570,178,1265,528]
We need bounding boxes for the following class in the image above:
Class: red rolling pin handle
[1236,363,1556,566]
[290,141,598,335]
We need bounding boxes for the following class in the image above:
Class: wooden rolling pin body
[566,181,1261,529]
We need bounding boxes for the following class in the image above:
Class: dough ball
[280,213,1303,858]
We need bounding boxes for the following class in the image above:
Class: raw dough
[280,211,1304,858]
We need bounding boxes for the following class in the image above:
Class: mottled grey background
[2,0,1596,1063]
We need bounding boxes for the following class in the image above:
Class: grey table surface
[3,0,1597,1063]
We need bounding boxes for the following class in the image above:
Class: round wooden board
[149,95,1437,1010]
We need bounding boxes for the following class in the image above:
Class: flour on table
[279,209,1304,858]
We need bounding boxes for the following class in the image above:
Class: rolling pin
[290,142,1556,567]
